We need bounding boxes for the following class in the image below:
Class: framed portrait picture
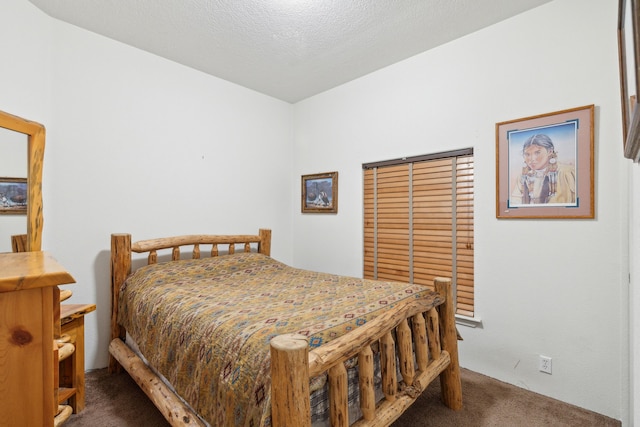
[0,177,27,215]
[618,0,640,160]
[618,0,635,145]
[496,105,594,219]
[301,172,338,213]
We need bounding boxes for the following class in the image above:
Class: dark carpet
[65,368,620,426]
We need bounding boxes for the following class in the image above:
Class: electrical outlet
[539,355,552,374]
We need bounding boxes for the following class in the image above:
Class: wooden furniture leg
[60,304,96,413]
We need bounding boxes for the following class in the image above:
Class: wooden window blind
[363,149,474,317]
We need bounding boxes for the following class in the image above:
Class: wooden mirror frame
[619,0,640,161]
[0,110,45,251]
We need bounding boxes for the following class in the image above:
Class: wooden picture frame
[301,172,338,213]
[618,0,640,160]
[0,177,27,215]
[496,105,594,219]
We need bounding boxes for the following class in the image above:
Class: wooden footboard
[270,277,462,427]
[109,230,462,427]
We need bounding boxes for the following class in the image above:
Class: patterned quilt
[118,252,441,426]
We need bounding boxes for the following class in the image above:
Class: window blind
[363,149,474,316]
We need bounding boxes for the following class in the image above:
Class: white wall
[0,0,51,118]
[631,164,639,426]
[1,0,295,370]
[0,0,52,251]
[293,0,628,422]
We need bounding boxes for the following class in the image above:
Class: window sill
[456,313,482,328]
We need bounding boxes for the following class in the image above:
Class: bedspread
[118,252,442,426]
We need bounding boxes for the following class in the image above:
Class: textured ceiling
[27,0,552,103]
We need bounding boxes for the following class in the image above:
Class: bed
[108,229,462,426]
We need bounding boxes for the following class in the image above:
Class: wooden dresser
[0,251,75,427]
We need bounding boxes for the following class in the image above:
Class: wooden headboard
[132,230,270,264]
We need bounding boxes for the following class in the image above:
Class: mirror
[0,127,26,252]
[0,110,45,252]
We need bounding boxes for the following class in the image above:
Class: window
[363,149,474,317]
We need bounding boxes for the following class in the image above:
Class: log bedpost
[270,333,311,427]
[412,312,429,372]
[328,363,348,427]
[110,233,131,374]
[357,346,376,421]
[380,332,397,402]
[426,308,441,360]
[396,319,415,386]
[259,228,272,256]
[434,277,463,410]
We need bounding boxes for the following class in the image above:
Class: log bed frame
[109,229,462,427]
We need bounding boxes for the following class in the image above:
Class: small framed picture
[0,177,27,215]
[496,105,594,219]
[301,172,338,213]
